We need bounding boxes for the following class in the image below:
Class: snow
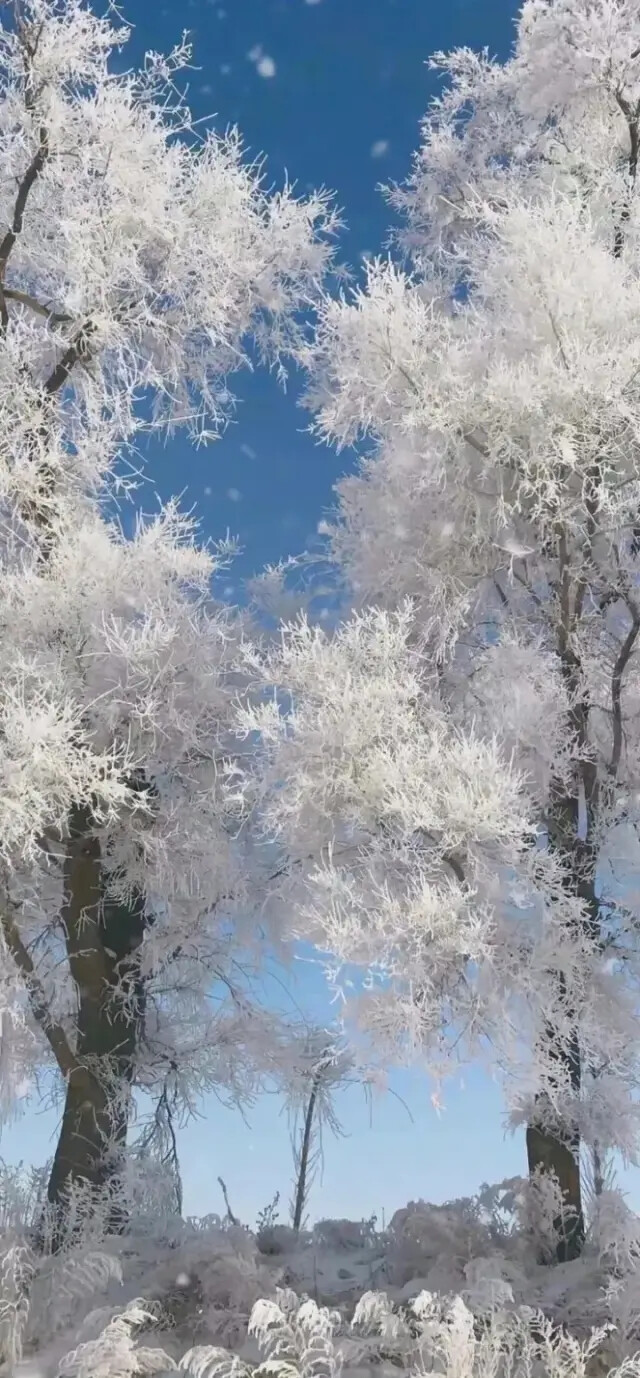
[3,1175,639,1378]
[247,46,277,78]
[257,55,276,79]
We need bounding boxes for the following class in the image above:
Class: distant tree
[237,0,640,1260]
[284,1028,355,1232]
[0,0,336,1241]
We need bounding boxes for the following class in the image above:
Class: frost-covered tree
[0,0,336,1231]
[236,0,640,1260]
[282,1028,356,1232]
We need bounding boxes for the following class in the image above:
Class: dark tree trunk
[292,1081,318,1232]
[46,804,147,1246]
[525,773,599,1261]
[522,545,605,1265]
[526,1008,584,1262]
[526,1126,583,1260]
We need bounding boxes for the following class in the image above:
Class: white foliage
[0,0,335,1128]
[55,1301,173,1378]
[0,1243,33,1367]
[236,596,613,1097]
[248,1293,343,1378]
[179,1350,250,1378]
[236,0,640,1171]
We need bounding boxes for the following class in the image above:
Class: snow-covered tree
[236,0,640,1260]
[282,1027,356,1232]
[0,0,336,1233]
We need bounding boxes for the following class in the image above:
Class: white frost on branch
[0,0,336,1125]
[240,0,640,1168]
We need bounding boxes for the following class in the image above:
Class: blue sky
[7,0,639,1227]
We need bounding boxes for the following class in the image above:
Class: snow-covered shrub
[0,1164,283,1372]
[311,1220,378,1253]
[384,1183,529,1291]
[3,1163,640,1377]
[54,1300,174,1378]
[248,1290,343,1378]
[171,1289,630,1378]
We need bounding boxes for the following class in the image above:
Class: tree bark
[525,787,599,1261]
[526,1024,584,1262]
[46,804,147,1245]
[526,848,589,1260]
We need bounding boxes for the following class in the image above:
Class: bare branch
[0,905,77,1079]
[3,286,72,324]
[217,1175,240,1226]
[0,125,49,281]
[609,592,640,777]
[44,320,95,395]
[463,430,490,458]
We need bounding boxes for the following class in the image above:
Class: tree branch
[0,905,77,1079]
[463,430,490,458]
[217,1175,240,1225]
[609,591,640,777]
[44,320,95,395]
[3,286,72,324]
[613,90,640,259]
[0,124,49,281]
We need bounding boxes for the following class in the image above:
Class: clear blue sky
[6,0,639,1228]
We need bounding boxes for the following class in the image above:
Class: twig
[217,1175,240,1226]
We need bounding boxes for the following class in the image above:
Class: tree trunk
[46,804,147,1246]
[292,1081,318,1232]
[526,1126,583,1260]
[526,1014,584,1262]
[525,773,599,1261]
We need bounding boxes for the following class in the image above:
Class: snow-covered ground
[4,1175,640,1378]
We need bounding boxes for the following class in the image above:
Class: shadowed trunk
[526,1013,584,1263]
[46,804,148,1245]
[526,780,599,1262]
[526,1125,583,1257]
[522,515,605,1266]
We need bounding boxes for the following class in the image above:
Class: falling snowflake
[226,488,242,502]
[370,139,390,158]
[257,54,276,78]
[247,45,276,78]
[240,442,257,459]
